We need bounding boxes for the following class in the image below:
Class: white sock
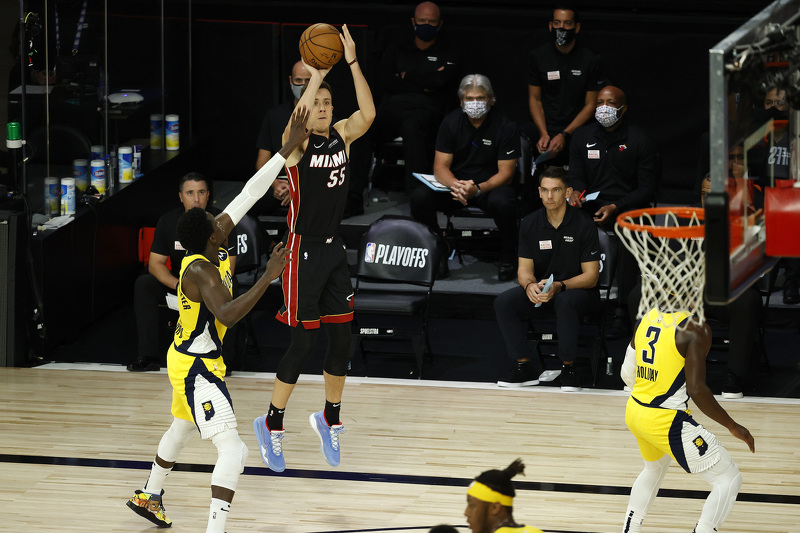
[206,497,230,533]
[143,462,171,494]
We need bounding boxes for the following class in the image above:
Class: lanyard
[55,0,88,56]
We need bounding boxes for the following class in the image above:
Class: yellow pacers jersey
[173,248,233,356]
[631,309,692,411]
[495,524,545,533]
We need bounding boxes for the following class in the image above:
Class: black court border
[2,454,798,506]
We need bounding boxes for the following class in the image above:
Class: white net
[615,209,705,329]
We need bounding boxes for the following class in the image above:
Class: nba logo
[365,242,376,263]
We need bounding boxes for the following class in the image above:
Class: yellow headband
[467,481,514,507]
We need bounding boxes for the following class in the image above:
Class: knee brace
[211,429,248,491]
[157,417,197,463]
[629,454,671,515]
[697,446,742,531]
[276,326,319,384]
[323,322,351,376]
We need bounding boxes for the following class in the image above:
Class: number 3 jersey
[631,309,693,411]
[286,128,349,237]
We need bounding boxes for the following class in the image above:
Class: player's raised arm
[338,24,375,145]
[219,106,311,232]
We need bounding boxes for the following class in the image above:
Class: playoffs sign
[364,242,430,269]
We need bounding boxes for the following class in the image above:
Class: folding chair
[350,216,440,377]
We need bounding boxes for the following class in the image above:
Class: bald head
[598,86,626,107]
[290,61,311,84]
[415,1,441,21]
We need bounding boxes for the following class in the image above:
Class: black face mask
[554,27,576,46]
[765,106,789,122]
[414,24,439,42]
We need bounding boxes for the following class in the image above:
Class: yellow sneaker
[126,489,172,528]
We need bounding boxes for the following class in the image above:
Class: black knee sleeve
[276,326,319,384]
[323,322,351,377]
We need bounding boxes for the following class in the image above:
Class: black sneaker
[783,279,799,305]
[497,361,540,387]
[721,372,744,399]
[126,359,161,372]
[560,364,581,392]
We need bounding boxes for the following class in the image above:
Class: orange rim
[616,207,705,239]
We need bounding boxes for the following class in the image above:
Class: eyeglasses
[764,99,786,108]
[552,19,576,29]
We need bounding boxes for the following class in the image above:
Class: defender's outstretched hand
[279,106,312,159]
[265,243,291,281]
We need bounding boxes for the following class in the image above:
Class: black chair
[528,228,619,386]
[231,214,264,361]
[350,216,440,377]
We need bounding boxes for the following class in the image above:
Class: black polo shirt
[435,107,520,184]
[518,206,599,282]
[256,99,294,155]
[568,119,658,213]
[152,205,238,278]
[527,41,606,133]
[377,36,461,111]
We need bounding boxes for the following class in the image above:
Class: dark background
[166,0,772,203]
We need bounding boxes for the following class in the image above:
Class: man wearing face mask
[568,85,657,225]
[569,85,657,338]
[410,74,520,281]
[373,1,461,192]
[527,6,606,171]
[254,61,312,213]
[760,87,799,305]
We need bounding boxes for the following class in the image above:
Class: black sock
[324,400,341,426]
[266,403,285,431]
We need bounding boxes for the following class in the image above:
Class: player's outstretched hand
[285,105,312,150]
[340,24,357,64]
[265,243,291,281]
[730,423,755,453]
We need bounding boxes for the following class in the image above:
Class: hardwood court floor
[1,365,798,533]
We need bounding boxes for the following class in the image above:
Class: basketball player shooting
[619,298,755,532]
[254,24,375,473]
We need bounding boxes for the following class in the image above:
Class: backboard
[705,0,800,304]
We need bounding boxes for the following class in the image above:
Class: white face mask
[595,104,624,128]
[463,100,489,119]
[290,83,304,101]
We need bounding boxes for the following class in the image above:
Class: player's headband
[467,481,514,506]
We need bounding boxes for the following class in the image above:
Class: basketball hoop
[615,207,706,329]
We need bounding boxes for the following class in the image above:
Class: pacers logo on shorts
[203,401,215,421]
[365,242,376,263]
[693,436,708,456]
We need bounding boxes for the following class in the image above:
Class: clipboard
[413,173,451,192]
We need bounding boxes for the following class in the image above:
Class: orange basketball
[299,23,344,69]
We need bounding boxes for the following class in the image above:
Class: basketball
[299,23,344,69]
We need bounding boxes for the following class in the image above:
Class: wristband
[559,280,566,291]
[559,130,570,139]
[475,184,481,197]
[525,281,535,291]
[348,58,358,66]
